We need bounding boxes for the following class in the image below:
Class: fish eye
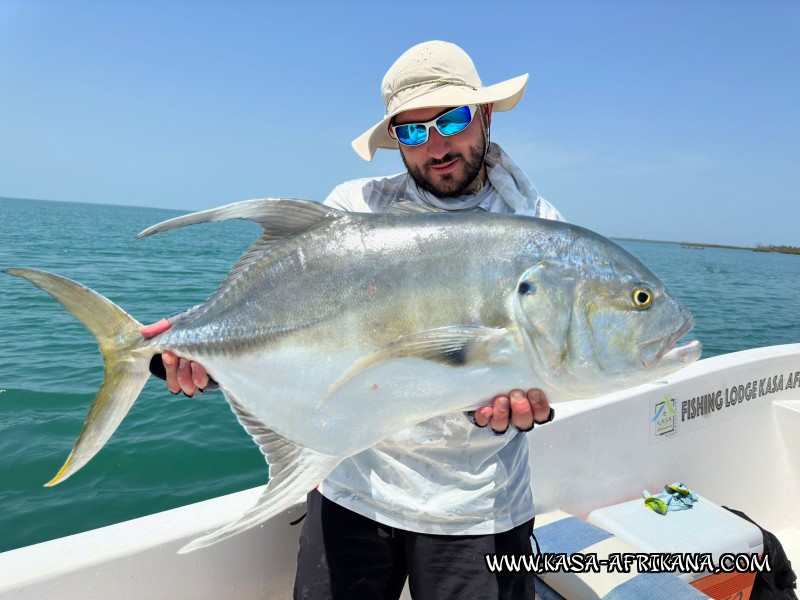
[632,287,653,309]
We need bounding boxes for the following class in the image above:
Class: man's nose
[426,128,450,159]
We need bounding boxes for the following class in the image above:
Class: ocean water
[1,196,798,553]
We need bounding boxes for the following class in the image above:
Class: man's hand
[473,389,552,434]
[141,319,209,396]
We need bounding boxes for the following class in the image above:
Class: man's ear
[482,103,494,127]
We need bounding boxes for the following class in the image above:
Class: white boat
[1,344,798,599]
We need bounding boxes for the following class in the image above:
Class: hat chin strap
[479,105,491,160]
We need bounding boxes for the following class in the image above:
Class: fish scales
[158,215,514,354]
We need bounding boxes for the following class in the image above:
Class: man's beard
[401,143,485,200]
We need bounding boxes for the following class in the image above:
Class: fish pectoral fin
[178,391,341,554]
[361,326,514,367]
[319,326,514,408]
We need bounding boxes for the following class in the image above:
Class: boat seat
[532,510,709,599]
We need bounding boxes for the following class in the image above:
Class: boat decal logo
[652,395,677,437]
[649,365,800,443]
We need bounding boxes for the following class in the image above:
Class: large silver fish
[4,198,701,552]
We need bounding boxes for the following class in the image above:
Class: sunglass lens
[436,105,473,136]
[395,123,428,146]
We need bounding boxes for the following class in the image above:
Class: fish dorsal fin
[136,198,336,240]
[386,200,448,215]
[319,326,514,407]
[136,199,340,318]
[179,391,341,553]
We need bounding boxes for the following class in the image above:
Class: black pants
[294,490,535,600]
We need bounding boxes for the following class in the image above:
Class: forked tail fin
[4,268,152,486]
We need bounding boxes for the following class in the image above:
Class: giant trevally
[4,198,701,553]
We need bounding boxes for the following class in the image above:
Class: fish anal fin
[319,326,513,408]
[178,391,341,553]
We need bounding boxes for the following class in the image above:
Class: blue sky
[1,0,798,247]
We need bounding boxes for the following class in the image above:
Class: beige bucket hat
[352,41,528,161]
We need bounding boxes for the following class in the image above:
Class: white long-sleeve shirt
[318,143,563,534]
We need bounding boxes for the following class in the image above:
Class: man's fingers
[489,395,510,434]
[143,319,198,396]
[163,352,181,394]
[472,406,493,427]
[141,318,171,339]
[161,352,207,397]
[474,389,551,432]
[509,389,534,431]
[527,388,552,423]
[191,361,209,390]
[176,358,196,396]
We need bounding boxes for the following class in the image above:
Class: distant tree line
[754,244,800,255]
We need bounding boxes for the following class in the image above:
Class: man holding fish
[149,41,558,598]
[8,37,700,598]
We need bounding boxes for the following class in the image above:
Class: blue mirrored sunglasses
[389,105,478,147]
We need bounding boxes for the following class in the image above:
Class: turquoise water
[1,197,798,553]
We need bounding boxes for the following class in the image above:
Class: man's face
[394,104,492,199]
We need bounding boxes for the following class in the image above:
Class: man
[147,41,562,599]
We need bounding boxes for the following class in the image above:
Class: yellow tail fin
[4,268,151,486]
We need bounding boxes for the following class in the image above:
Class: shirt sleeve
[323,178,373,212]
[537,196,566,222]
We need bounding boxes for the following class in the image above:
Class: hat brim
[352,73,528,161]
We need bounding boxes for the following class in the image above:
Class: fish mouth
[637,317,702,369]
